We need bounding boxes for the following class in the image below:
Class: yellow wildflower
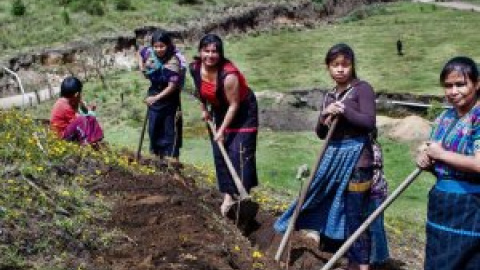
[252,251,263,258]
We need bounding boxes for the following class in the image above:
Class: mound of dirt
[89,163,281,270]
[380,115,432,142]
[86,159,348,270]
[85,157,421,270]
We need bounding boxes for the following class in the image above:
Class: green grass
[212,2,480,95]
[0,0,273,58]
[380,137,434,232]
[6,2,479,96]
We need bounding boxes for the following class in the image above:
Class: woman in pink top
[50,76,103,145]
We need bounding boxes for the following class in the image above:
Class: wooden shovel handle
[207,120,250,200]
[136,109,149,161]
[319,168,422,270]
[275,117,339,262]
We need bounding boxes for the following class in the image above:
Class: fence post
[2,66,26,110]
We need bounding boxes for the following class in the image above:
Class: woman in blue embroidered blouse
[416,56,480,270]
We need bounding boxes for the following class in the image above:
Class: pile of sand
[378,115,432,142]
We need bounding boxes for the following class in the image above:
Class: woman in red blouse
[189,34,259,216]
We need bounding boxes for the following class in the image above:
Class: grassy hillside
[0,0,273,57]
[0,110,159,268]
[220,2,480,94]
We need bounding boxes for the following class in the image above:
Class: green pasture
[212,2,480,95]
[0,0,274,57]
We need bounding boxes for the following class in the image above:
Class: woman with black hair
[189,34,259,216]
[275,43,388,270]
[141,30,184,160]
[417,56,480,270]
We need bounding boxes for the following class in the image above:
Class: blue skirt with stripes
[274,137,365,239]
[425,180,480,270]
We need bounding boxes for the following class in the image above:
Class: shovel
[275,117,339,262]
[319,168,423,270]
[136,108,149,161]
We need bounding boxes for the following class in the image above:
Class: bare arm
[426,141,480,174]
[215,74,240,141]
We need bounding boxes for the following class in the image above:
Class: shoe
[300,229,320,244]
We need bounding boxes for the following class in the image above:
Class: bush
[57,0,73,5]
[177,0,201,5]
[11,0,26,16]
[115,0,134,11]
[84,1,105,16]
[62,9,71,24]
[69,0,105,16]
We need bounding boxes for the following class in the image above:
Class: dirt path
[413,0,480,12]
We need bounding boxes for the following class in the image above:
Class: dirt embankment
[0,0,397,98]
[88,161,317,270]
[258,89,435,142]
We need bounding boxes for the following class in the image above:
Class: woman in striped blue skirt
[417,56,480,270]
[275,43,388,270]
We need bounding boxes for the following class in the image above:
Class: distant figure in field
[396,39,403,56]
[50,76,104,147]
[416,56,480,270]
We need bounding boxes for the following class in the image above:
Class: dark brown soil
[88,159,420,270]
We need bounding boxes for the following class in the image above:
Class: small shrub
[115,0,134,11]
[11,0,26,16]
[85,1,105,16]
[177,0,201,5]
[62,9,70,24]
[70,0,105,16]
[57,0,73,5]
